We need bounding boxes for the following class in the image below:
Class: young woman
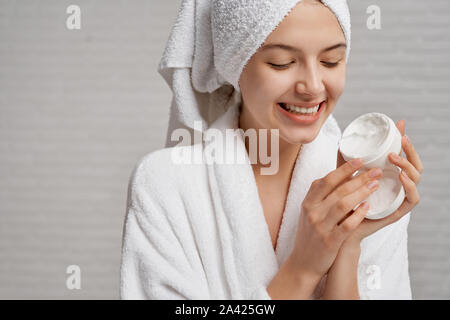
[120,0,424,300]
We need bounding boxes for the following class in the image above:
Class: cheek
[241,67,283,105]
[325,69,346,100]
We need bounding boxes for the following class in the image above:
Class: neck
[239,106,302,180]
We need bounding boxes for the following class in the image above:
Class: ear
[396,119,405,136]
[337,149,346,168]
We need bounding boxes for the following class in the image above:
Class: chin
[278,128,321,145]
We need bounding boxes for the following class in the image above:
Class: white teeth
[284,103,320,114]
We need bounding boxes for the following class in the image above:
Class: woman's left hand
[323,120,424,299]
[340,119,425,247]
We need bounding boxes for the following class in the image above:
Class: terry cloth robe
[120,96,412,300]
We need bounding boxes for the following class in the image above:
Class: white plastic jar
[339,112,405,220]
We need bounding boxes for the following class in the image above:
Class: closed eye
[268,62,294,69]
[321,61,340,68]
[269,61,340,69]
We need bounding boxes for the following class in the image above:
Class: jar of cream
[338,112,405,220]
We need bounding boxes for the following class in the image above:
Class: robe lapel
[274,124,339,267]
[203,92,340,298]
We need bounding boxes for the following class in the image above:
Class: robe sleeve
[119,155,210,300]
[246,285,272,300]
[120,151,277,300]
[357,212,412,299]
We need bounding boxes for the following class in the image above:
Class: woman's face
[238,0,347,145]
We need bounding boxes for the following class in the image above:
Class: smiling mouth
[278,101,325,115]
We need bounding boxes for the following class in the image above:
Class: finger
[401,135,424,174]
[305,158,363,204]
[336,149,356,186]
[321,178,380,230]
[323,167,382,206]
[337,149,346,168]
[337,211,353,225]
[388,170,420,221]
[332,201,370,243]
[397,121,424,173]
[396,119,405,136]
[361,170,419,229]
[388,151,421,185]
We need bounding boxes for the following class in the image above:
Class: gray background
[0,0,448,299]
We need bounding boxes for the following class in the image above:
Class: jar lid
[354,166,405,220]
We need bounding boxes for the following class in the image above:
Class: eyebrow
[260,42,346,53]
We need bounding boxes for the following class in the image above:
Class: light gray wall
[342,0,450,299]
[0,0,448,299]
[0,0,179,299]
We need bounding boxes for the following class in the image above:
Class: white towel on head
[158,0,351,148]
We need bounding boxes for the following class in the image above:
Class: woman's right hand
[288,158,383,280]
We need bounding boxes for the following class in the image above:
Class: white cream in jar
[339,112,405,220]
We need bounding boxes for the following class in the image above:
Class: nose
[295,61,325,97]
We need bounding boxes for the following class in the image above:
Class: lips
[276,100,326,125]
[279,100,325,109]
[278,101,324,113]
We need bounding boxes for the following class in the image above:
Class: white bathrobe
[120,92,412,300]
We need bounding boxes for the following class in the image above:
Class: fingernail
[369,168,382,178]
[361,201,370,209]
[350,158,362,168]
[367,180,379,190]
[390,153,401,160]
